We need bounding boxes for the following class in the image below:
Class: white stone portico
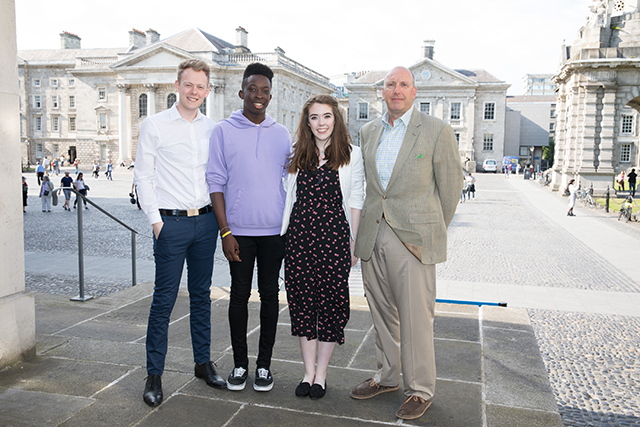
[552,0,640,192]
[18,27,333,167]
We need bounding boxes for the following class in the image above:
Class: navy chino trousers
[146,211,218,375]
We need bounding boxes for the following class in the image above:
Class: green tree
[543,138,555,168]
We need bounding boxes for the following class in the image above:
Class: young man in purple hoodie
[207,63,291,392]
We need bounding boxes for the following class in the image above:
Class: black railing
[53,186,149,301]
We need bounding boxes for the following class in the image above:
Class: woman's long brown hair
[287,94,352,173]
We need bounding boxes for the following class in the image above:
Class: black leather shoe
[195,361,226,388]
[295,381,311,397]
[143,374,163,407]
[309,382,327,400]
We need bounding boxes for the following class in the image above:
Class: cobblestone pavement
[22,169,640,426]
[453,174,640,427]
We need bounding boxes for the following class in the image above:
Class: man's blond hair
[177,59,211,83]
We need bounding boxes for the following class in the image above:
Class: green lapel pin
[416,154,424,159]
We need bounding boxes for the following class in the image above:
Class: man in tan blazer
[350,66,463,420]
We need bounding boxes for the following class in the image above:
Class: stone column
[145,84,156,116]
[0,0,36,369]
[579,85,601,174]
[117,84,129,164]
[598,88,618,173]
[212,82,225,122]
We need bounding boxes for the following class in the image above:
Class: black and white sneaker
[227,366,248,391]
[254,367,273,391]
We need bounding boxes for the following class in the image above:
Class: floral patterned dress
[285,165,351,344]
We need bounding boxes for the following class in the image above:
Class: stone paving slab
[0,281,561,426]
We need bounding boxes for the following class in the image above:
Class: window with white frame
[419,102,430,115]
[454,133,460,145]
[98,112,107,130]
[620,143,632,162]
[139,94,147,118]
[69,116,76,132]
[484,102,495,120]
[167,93,176,109]
[33,79,41,87]
[50,78,59,88]
[36,143,43,158]
[68,78,75,87]
[621,114,634,134]
[483,134,494,151]
[52,116,59,132]
[358,102,369,120]
[98,87,107,101]
[550,122,555,131]
[51,95,59,109]
[450,102,461,120]
[33,95,41,108]
[53,144,59,158]
[550,104,556,118]
[69,95,76,109]
[35,115,42,132]
[520,146,529,156]
[199,97,206,115]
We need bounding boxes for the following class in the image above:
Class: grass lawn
[593,196,639,214]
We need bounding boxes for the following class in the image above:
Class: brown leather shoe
[395,395,433,420]
[350,378,399,400]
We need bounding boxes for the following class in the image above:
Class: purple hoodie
[207,110,291,236]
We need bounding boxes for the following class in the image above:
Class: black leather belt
[159,205,213,217]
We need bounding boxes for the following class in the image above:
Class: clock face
[421,70,431,80]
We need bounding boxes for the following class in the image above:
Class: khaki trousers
[361,219,436,400]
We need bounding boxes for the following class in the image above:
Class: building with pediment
[343,41,510,171]
[17,27,333,166]
[552,0,640,191]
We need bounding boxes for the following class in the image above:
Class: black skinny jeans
[228,234,285,370]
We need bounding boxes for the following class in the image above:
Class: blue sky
[16,0,590,95]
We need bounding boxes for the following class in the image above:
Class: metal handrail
[53,186,150,301]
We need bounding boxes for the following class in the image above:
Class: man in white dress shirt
[134,59,225,407]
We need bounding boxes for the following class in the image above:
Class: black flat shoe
[309,382,326,400]
[195,361,226,388]
[143,374,163,407]
[295,381,311,397]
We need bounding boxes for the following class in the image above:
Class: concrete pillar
[117,84,129,164]
[580,86,601,173]
[0,0,36,370]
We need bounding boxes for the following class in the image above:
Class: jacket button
[382,195,387,200]
[376,219,380,224]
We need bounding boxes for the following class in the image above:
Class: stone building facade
[552,0,640,191]
[343,41,510,172]
[17,27,333,167]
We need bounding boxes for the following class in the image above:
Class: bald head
[382,66,417,122]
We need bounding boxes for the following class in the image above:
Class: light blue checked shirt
[376,107,414,191]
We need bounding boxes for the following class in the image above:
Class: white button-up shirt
[134,103,215,225]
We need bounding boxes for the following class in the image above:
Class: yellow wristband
[221,231,232,239]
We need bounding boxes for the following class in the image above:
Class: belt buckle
[187,208,199,217]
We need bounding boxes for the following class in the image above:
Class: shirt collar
[168,102,204,122]
[383,106,414,128]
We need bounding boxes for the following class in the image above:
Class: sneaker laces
[257,368,269,379]
[233,367,246,378]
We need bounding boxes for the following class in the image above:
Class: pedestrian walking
[92,161,100,179]
[40,175,54,212]
[73,172,88,209]
[60,171,73,211]
[106,161,113,180]
[36,161,45,186]
[22,176,28,213]
[617,171,626,191]
[466,172,476,199]
[628,169,636,197]
[73,158,79,175]
[567,179,578,217]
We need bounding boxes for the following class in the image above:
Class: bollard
[605,185,610,213]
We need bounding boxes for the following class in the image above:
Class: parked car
[482,159,498,173]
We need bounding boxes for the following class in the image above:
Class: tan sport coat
[355,108,463,265]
